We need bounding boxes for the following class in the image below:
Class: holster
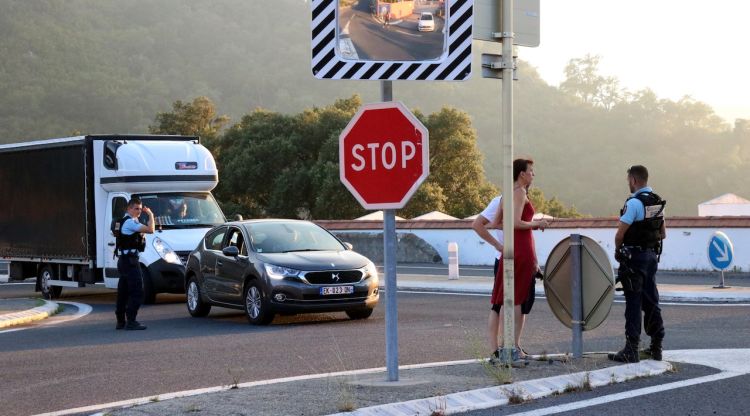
[617,263,643,293]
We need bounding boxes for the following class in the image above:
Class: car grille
[176,251,191,265]
[303,270,363,284]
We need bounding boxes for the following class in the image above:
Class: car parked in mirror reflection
[184,219,379,325]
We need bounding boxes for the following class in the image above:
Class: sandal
[516,346,530,359]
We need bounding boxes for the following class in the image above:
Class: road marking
[0,301,91,334]
[504,349,750,416]
[392,27,422,37]
[504,373,742,416]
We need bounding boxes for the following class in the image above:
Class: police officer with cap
[610,165,666,362]
[114,197,154,330]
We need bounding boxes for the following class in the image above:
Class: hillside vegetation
[2,0,749,215]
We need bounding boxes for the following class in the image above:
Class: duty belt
[623,245,656,251]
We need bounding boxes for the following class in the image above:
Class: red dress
[491,200,537,306]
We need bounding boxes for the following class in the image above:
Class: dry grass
[464,329,514,384]
[505,387,530,405]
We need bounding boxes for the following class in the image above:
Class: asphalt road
[1,281,749,415]
[341,0,445,61]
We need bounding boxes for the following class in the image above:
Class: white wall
[333,227,750,271]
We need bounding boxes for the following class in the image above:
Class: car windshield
[421,14,433,21]
[135,192,226,229]
[245,221,345,254]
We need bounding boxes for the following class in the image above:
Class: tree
[149,96,230,150]
[560,54,622,110]
[528,188,583,218]
[402,107,498,219]
[202,96,501,220]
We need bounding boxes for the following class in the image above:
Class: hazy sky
[520,0,749,123]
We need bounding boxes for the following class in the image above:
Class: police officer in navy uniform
[114,197,154,330]
[610,165,666,362]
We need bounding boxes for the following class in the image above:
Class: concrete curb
[327,360,671,416]
[0,299,59,329]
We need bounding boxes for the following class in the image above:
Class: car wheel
[186,276,211,317]
[38,265,62,300]
[141,266,157,305]
[244,281,275,325]
[345,308,374,320]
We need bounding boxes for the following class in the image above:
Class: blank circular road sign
[544,235,615,331]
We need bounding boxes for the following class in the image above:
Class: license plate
[320,286,354,295]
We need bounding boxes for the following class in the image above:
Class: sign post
[708,231,733,289]
[381,80,398,382]
[339,99,429,381]
[499,0,516,366]
[476,0,540,366]
[570,234,583,358]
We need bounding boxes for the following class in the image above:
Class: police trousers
[619,249,665,341]
[115,255,144,322]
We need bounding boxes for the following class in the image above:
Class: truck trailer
[0,135,225,302]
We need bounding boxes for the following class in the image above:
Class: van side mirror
[222,246,240,257]
[103,140,122,170]
[343,242,353,251]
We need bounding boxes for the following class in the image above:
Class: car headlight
[153,237,182,265]
[264,263,301,280]
[362,261,379,281]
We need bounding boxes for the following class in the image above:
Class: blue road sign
[708,231,734,270]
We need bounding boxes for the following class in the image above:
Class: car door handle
[216,261,223,266]
[108,242,115,246]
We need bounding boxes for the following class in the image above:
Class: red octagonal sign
[339,102,429,210]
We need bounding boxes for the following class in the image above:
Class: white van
[0,135,226,303]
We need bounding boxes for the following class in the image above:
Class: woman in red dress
[488,158,549,362]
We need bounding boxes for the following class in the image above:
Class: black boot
[647,338,663,361]
[608,337,640,363]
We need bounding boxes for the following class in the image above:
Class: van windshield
[135,192,225,229]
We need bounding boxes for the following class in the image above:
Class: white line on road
[504,349,750,416]
[504,372,742,416]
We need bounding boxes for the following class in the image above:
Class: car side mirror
[222,246,240,257]
[343,242,353,251]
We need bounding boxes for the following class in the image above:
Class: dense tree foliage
[2,1,748,215]
[153,95,514,219]
[148,96,229,149]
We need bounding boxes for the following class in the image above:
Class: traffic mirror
[311,0,474,81]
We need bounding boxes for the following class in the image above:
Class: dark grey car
[184,219,380,325]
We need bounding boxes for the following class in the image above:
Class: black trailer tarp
[0,140,93,260]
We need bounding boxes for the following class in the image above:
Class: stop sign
[339,102,429,209]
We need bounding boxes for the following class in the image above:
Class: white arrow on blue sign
[708,231,734,270]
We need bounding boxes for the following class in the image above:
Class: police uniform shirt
[619,186,653,225]
[120,215,142,255]
[479,196,505,259]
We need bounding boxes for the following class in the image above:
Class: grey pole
[570,234,583,358]
[500,0,516,365]
[381,80,399,381]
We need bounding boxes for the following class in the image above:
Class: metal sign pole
[500,0,516,365]
[717,270,727,289]
[570,234,583,358]
[381,80,399,381]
